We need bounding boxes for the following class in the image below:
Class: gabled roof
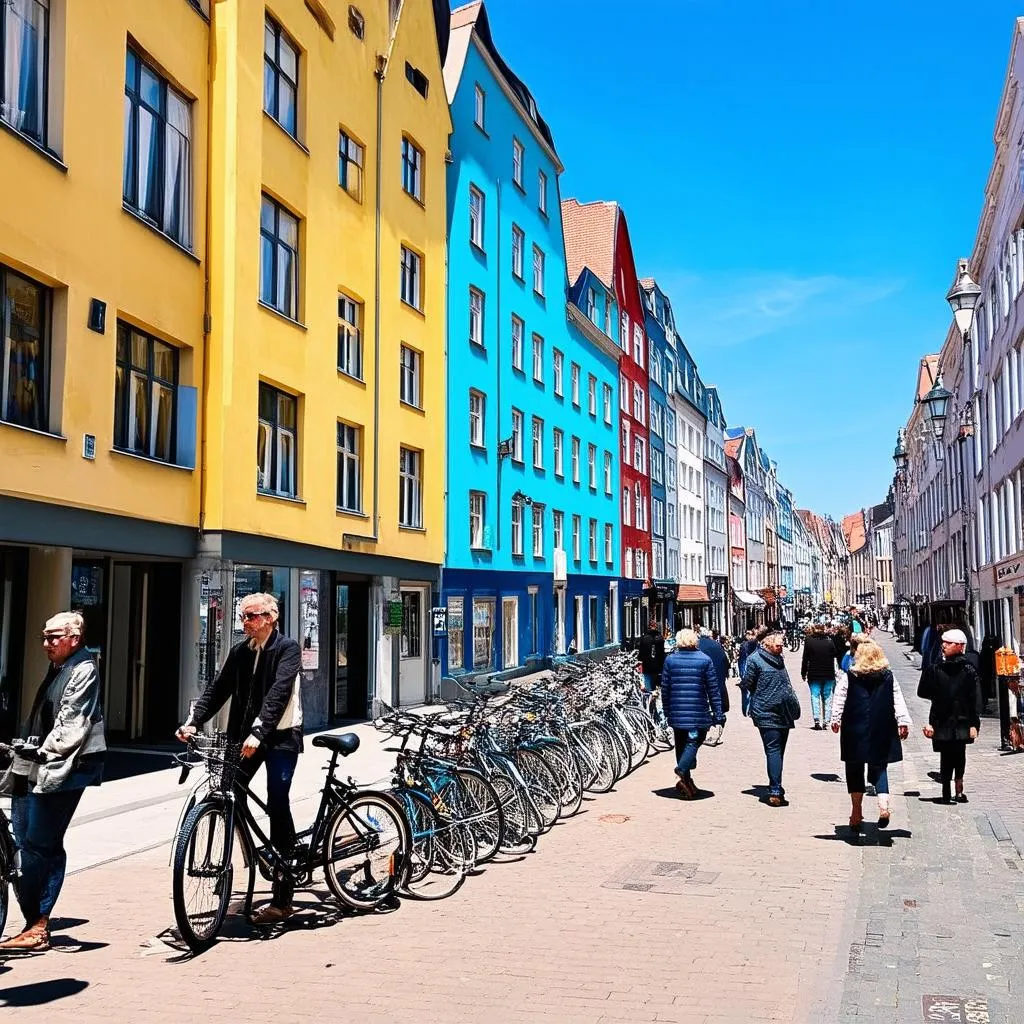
[917,354,939,401]
[561,199,617,289]
[841,511,867,554]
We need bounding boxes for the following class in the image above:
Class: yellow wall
[204,0,450,566]
[0,0,208,528]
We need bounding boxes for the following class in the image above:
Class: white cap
[941,628,968,646]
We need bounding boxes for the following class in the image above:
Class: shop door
[398,586,427,706]
[553,589,565,655]
[333,581,369,721]
[0,550,27,739]
[502,596,518,669]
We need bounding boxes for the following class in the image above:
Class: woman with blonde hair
[830,639,912,832]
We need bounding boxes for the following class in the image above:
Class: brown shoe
[0,927,50,952]
[675,776,698,799]
[767,795,784,807]
[250,904,295,926]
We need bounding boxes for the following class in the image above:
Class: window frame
[113,321,180,463]
[511,408,524,463]
[553,427,564,476]
[1,264,51,432]
[337,292,363,380]
[571,435,581,484]
[538,168,548,215]
[469,184,485,248]
[511,314,524,370]
[1,0,50,147]
[263,14,299,139]
[532,333,544,383]
[257,381,299,498]
[532,245,545,296]
[511,498,524,556]
[399,445,423,528]
[469,287,484,347]
[512,137,524,188]
[532,415,544,469]
[532,503,544,558]
[469,490,486,548]
[473,83,486,129]
[336,420,362,512]
[511,224,524,279]
[469,389,485,447]
[401,136,424,202]
[259,194,300,320]
[399,344,422,409]
[400,245,423,311]
[339,128,364,201]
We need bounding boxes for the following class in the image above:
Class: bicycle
[170,731,410,953]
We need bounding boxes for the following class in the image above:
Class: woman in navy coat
[830,639,911,832]
[660,628,725,799]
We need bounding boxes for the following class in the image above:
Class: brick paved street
[1,636,1021,1023]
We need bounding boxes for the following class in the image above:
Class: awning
[676,585,710,604]
[733,590,765,607]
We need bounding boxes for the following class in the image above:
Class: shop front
[619,576,647,649]
[644,583,677,634]
[732,589,765,631]
[673,584,710,631]
[706,575,729,634]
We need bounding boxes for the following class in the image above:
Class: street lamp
[892,429,909,474]
[920,375,953,440]
[946,258,981,338]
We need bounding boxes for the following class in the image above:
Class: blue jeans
[759,728,790,797]
[239,746,299,906]
[845,762,889,794]
[673,728,708,778]
[808,680,835,724]
[11,787,85,923]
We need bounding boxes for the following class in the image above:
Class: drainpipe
[199,3,217,538]
[494,178,502,550]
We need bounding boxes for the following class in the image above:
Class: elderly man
[177,592,303,924]
[0,612,106,952]
[917,628,981,804]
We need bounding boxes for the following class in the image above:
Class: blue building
[640,282,669,586]
[440,3,621,676]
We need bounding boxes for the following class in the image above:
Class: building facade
[703,386,730,633]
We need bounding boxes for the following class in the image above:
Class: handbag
[785,686,802,723]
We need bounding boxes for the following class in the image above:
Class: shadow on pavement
[813,826,913,848]
[810,773,841,783]
[651,786,715,801]
[0,978,89,1006]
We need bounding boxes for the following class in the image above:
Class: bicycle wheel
[172,801,234,953]
[489,772,537,855]
[513,748,562,830]
[399,790,473,901]
[622,707,654,765]
[532,740,584,817]
[453,769,504,864]
[323,791,409,911]
[575,721,619,793]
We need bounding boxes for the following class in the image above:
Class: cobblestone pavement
[0,637,1021,1023]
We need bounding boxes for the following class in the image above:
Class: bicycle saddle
[312,732,361,756]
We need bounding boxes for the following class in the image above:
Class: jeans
[239,746,299,907]
[673,728,708,777]
[844,762,889,794]
[758,728,790,796]
[740,687,752,717]
[11,787,85,923]
[807,679,835,724]
[937,741,967,782]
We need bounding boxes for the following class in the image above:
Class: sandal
[0,929,50,953]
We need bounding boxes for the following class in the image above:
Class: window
[634,437,644,473]
[603,384,612,424]
[532,416,544,468]
[620,374,629,413]
[634,483,643,528]
[653,499,664,535]
[571,436,580,483]
[337,293,363,379]
[336,422,361,511]
[605,524,614,564]
[339,130,364,201]
[472,597,494,669]
[587,374,597,416]
[538,169,548,215]
[553,428,564,476]
[1,266,49,431]
[469,390,485,447]
[572,514,581,561]
[259,196,299,319]
[511,225,524,279]
[469,288,484,346]
[512,138,524,187]
[511,408,523,461]
[623,487,631,526]
[587,443,597,489]
[399,446,423,527]
[652,449,663,484]
[1,0,48,145]
[650,353,662,387]
[511,315,523,368]
[401,137,423,201]
[532,504,544,557]
[527,333,543,384]
[604,452,613,493]
[553,349,564,396]
[400,246,422,310]
[553,510,564,551]
[469,185,484,247]
[511,499,524,556]
[473,83,485,128]
[633,325,643,366]
[571,363,580,406]
[620,312,629,350]
[399,345,421,407]
[621,422,630,461]
[257,382,297,497]
[114,322,179,462]
[263,15,298,138]
[404,61,428,98]
[123,49,193,249]
[633,383,643,422]
[587,288,597,321]
[589,519,598,562]
[469,491,485,547]
[667,503,677,539]
[532,246,545,296]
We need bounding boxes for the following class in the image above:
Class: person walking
[637,620,666,694]
[801,624,840,730]
[177,592,303,924]
[830,639,912,832]
[917,628,981,804]
[694,622,731,745]
[742,632,802,806]
[660,629,725,799]
[0,612,106,953]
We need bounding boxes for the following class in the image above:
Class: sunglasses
[40,633,73,645]
[240,611,269,622]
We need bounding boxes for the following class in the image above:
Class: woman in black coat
[830,639,911,832]
[917,630,981,804]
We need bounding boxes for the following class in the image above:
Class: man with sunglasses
[176,591,303,924]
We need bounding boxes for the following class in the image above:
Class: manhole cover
[922,995,990,1022]
[598,814,630,824]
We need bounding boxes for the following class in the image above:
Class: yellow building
[0,0,451,743]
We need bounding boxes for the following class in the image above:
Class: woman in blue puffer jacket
[660,628,725,799]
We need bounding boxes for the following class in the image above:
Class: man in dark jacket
[801,624,840,730]
[177,592,303,923]
[694,622,730,717]
[637,620,666,692]
[917,628,981,804]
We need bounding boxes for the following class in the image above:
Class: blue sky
[474,0,1021,517]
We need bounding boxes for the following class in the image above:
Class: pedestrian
[0,612,106,952]
[916,628,981,804]
[738,627,765,716]
[659,629,725,799]
[829,639,912,832]
[636,619,666,693]
[742,632,802,806]
[801,624,840,730]
[177,592,304,923]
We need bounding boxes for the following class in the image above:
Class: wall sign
[432,606,447,636]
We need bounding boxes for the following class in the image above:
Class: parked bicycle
[170,731,410,953]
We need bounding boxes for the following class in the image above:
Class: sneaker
[812,722,822,731]
[767,794,784,807]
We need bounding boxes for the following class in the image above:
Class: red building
[562,199,651,640]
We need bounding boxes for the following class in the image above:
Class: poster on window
[300,571,320,670]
